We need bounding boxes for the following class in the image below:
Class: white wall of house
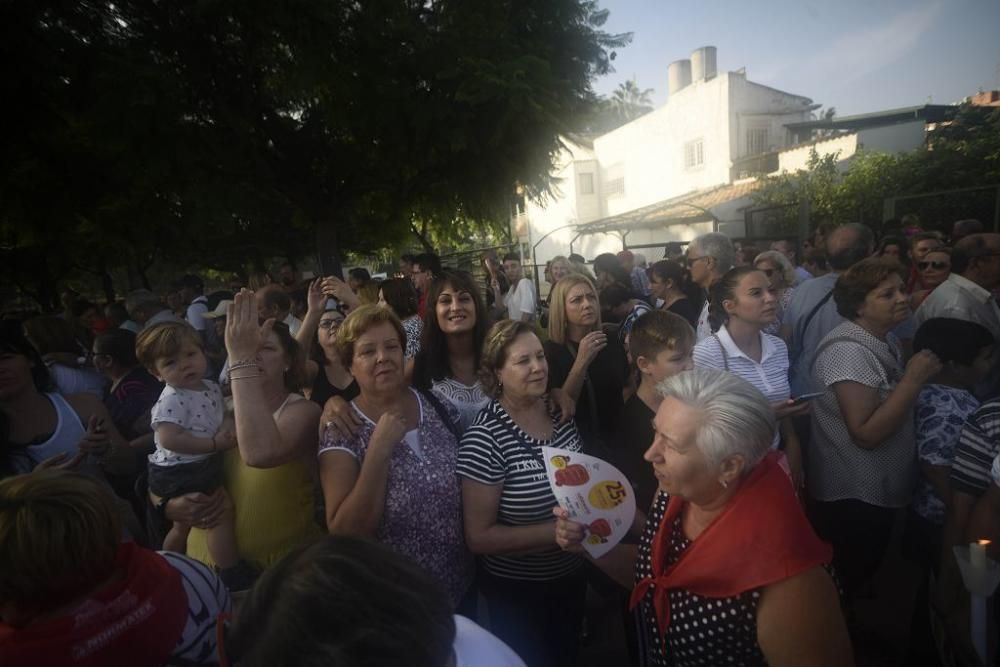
[857,120,926,153]
[777,119,926,173]
[522,62,813,267]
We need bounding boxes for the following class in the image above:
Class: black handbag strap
[416,388,461,441]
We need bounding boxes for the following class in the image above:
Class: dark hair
[592,253,632,287]
[914,318,994,367]
[269,321,308,392]
[348,267,372,283]
[309,308,347,367]
[0,322,54,476]
[876,235,906,258]
[400,253,417,265]
[104,302,130,327]
[648,260,700,303]
[803,248,828,271]
[71,300,98,320]
[174,274,204,291]
[378,278,419,319]
[93,329,138,367]
[413,270,489,389]
[952,234,998,275]
[257,285,291,312]
[663,242,685,259]
[413,252,442,276]
[599,282,633,309]
[707,266,760,332]
[502,252,521,264]
[833,257,904,320]
[629,311,694,364]
[827,223,875,271]
[738,246,761,266]
[22,316,81,356]
[568,253,586,265]
[223,536,455,667]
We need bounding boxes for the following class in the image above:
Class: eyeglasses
[318,319,343,331]
[685,255,711,268]
[917,261,950,271]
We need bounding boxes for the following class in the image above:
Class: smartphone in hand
[791,392,825,406]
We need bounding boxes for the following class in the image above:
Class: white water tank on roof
[690,46,717,82]
[668,59,692,96]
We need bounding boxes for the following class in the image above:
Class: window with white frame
[684,139,704,169]
[577,172,595,195]
[745,128,769,156]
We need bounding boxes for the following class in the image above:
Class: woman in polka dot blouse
[555,369,851,666]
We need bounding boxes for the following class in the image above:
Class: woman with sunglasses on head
[909,248,951,310]
[754,250,798,336]
[297,279,359,409]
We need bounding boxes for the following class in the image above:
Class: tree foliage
[753,103,1000,235]
[0,0,629,308]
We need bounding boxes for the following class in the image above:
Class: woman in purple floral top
[318,305,473,606]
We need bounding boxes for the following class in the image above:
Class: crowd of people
[1,216,999,666]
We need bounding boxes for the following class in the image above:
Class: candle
[970,539,990,572]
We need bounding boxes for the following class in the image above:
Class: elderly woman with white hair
[555,368,850,667]
[754,250,797,335]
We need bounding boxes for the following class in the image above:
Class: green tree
[610,78,654,123]
[753,103,1000,235]
[0,0,630,307]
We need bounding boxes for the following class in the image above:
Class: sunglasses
[917,261,950,271]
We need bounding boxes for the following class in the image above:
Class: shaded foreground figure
[555,369,852,666]
[0,470,230,665]
[221,535,524,667]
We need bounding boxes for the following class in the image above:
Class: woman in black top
[648,260,701,329]
[544,274,628,456]
[296,280,359,410]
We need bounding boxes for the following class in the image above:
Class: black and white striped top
[158,550,232,664]
[456,399,584,581]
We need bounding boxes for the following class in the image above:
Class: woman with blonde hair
[544,274,629,455]
[0,470,230,665]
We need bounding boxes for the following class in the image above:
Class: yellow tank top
[187,394,321,570]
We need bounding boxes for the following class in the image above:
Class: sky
[592,0,1000,117]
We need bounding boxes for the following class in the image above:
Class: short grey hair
[655,368,774,470]
[691,233,735,274]
[754,250,796,287]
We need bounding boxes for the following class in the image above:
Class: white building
[516,46,818,266]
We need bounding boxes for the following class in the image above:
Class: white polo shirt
[693,325,791,449]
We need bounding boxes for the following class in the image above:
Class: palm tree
[610,79,654,123]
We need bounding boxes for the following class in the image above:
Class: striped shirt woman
[457,320,586,667]
[457,398,583,581]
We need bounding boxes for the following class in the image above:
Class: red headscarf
[630,451,831,638]
[0,542,188,667]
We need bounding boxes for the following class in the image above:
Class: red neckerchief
[0,542,188,667]
[629,452,831,639]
